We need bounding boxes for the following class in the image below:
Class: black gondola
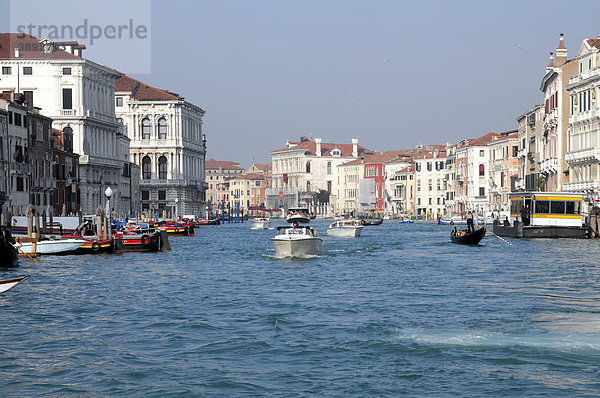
[0,227,18,267]
[450,226,486,245]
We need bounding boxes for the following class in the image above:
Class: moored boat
[450,226,486,245]
[286,208,311,224]
[0,275,29,293]
[0,227,18,266]
[271,225,322,257]
[493,192,588,238]
[113,229,171,252]
[327,219,363,238]
[16,238,87,255]
[251,217,271,230]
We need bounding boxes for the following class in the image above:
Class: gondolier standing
[466,211,474,232]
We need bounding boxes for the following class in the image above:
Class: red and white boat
[0,275,29,294]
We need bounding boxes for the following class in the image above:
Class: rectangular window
[23,66,32,75]
[479,150,484,156]
[8,111,12,124]
[141,190,150,200]
[479,187,485,197]
[14,113,21,127]
[62,88,73,109]
[63,67,72,75]
[551,201,565,214]
[16,177,24,191]
[116,97,123,107]
[535,200,550,213]
[2,67,11,75]
[158,190,166,200]
[23,91,33,108]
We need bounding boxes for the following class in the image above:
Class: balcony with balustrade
[565,147,600,165]
[563,180,600,192]
[539,157,558,174]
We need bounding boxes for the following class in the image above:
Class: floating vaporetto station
[493,192,589,238]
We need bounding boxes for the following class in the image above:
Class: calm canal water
[2,220,600,396]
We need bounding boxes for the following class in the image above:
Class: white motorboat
[251,217,271,230]
[286,208,311,224]
[271,226,322,257]
[16,238,87,255]
[327,219,364,238]
[0,275,29,294]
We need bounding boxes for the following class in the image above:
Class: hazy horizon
[3,0,600,169]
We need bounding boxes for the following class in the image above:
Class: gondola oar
[488,230,512,245]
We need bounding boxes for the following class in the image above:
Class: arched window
[142,118,151,140]
[479,164,485,176]
[306,181,311,192]
[158,117,167,139]
[158,156,168,179]
[306,161,311,173]
[142,156,152,180]
[327,161,332,174]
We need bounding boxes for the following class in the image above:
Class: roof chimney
[555,33,567,67]
[315,137,322,156]
[14,48,19,58]
[352,139,358,158]
[547,52,554,69]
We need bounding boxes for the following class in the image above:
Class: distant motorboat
[0,275,29,294]
[271,225,322,257]
[16,238,87,255]
[286,208,311,224]
[327,219,363,238]
[398,216,414,224]
[251,217,271,230]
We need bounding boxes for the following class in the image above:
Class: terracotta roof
[229,173,265,181]
[115,71,184,101]
[0,34,81,59]
[271,139,373,157]
[463,132,502,147]
[205,159,243,170]
[395,164,415,173]
[587,38,600,50]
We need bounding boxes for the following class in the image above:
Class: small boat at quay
[0,275,29,294]
[327,219,364,238]
[16,238,87,255]
[0,227,18,266]
[251,217,271,230]
[194,217,220,226]
[450,226,486,245]
[398,216,414,224]
[493,192,589,238]
[271,225,322,257]
[286,208,311,224]
[113,229,170,252]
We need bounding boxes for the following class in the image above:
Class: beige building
[413,146,448,219]
[267,137,372,211]
[539,34,578,192]
[564,36,600,198]
[205,159,244,213]
[336,158,365,216]
[516,105,545,191]
[488,131,519,211]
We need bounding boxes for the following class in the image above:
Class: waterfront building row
[0,33,207,218]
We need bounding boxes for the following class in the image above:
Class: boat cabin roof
[509,192,584,201]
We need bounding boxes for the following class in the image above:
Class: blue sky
[3,0,600,167]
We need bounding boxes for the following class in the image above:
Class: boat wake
[394,328,600,352]
[263,253,322,260]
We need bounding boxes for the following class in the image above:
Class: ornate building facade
[115,72,207,217]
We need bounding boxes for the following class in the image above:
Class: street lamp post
[175,197,179,220]
[105,187,113,217]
